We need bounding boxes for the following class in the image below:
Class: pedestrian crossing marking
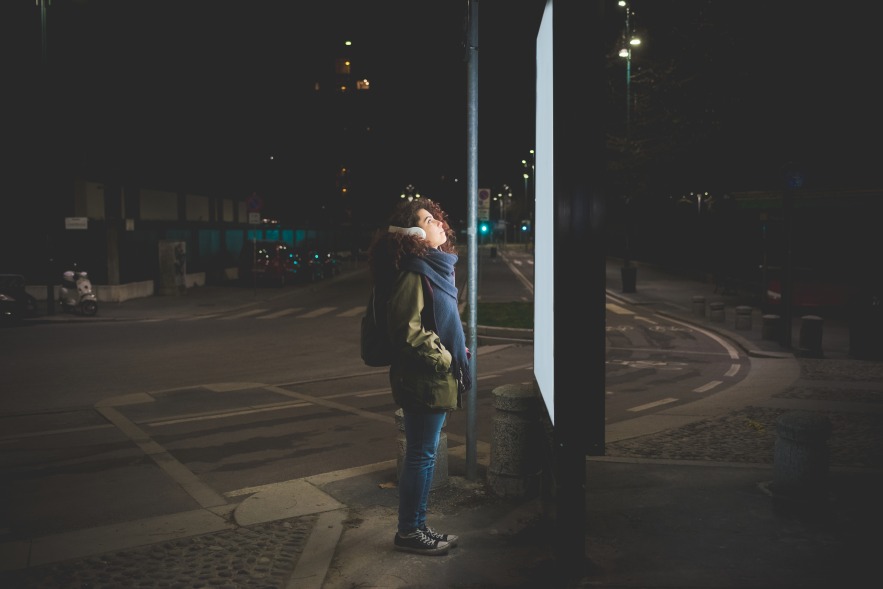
[297,306,336,318]
[258,308,302,319]
[606,303,634,315]
[338,306,365,318]
[221,309,267,320]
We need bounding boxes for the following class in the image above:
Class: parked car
[0,274,38,325]
[321,251,341,277]
[300,249,342,281]
[238,241,305,287]
[298,249,328,282]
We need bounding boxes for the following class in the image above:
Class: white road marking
[221,309,266,320]
[146,401,312,426]
[298,306,336,318]
[628,397,679,412]
[693,380,723,393]
[258,308,300,319]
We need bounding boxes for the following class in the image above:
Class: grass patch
[472,302,533,329]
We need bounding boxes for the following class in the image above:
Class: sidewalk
[2,257,882,588]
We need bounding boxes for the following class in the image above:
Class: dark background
[5,0,881,230]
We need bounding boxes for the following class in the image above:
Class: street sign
[478,188,491,221]
[248,212,261,225]
[246,192,264,212]
[65,217,88,230]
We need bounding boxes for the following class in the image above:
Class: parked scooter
[59,269,98,316]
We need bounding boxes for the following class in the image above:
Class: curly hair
[367,198,457,286]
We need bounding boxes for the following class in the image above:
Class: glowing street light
[618,0,641,136]
[400,184,421,201]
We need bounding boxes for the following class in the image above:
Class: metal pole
[464,0,479,480]
[624,3,631,136]
[39,0,49,66]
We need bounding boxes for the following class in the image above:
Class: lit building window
[356,78,370,90]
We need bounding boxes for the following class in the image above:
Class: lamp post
[618,3,640,291]
[495,184,512,245]
[618,0,641,138]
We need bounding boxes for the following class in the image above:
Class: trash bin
[621,265,637,293]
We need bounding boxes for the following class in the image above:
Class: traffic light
[520,220,531,232]
[479,221,490,234]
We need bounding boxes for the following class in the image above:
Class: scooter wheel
[81,300,98,316]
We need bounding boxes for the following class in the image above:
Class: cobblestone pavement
[0,517,317,589]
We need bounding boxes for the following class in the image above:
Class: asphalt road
[0,246,749,546]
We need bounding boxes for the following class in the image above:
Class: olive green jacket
[386,270,460,412]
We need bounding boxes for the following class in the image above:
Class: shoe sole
[394,544,449,556]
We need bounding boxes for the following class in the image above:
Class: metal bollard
[797,315,824,358]
[762,314,780,340]
[708,301,725,323]
[487,383,541,499]
[771,410,832,514]
[395,408,448,490]
[735,305,753,330]
[692,295,706,318]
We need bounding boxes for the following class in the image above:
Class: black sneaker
[420,525,459,548]
[394,529,450,555]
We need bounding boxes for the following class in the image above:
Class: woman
[367,198,471,556]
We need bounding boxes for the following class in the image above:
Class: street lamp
[677,191,715,214]
[400,184,421,201]
[618,1,641,137]
[495,184,512,245]
[521,150,535,203]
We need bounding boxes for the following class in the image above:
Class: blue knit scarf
[402,249,471,395]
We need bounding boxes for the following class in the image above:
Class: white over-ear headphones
[388,225,426,239]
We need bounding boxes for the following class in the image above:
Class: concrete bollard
[771,411,832,514]
[797,315,824,358]
[762,314,780,340]
[708,301,725,323]
[395,408,448,490]
[487,383,541,499]
[692,295,706,318]
[735,305,753,330]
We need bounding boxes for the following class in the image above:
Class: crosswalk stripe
[258,308,301,319]
[606,303,634,315]
[297,306,336,318]
[338,306,365,318]
[221,309,267,320]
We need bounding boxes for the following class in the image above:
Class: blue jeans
[398,409,446,534]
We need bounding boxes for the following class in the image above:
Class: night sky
[7,1,881,227]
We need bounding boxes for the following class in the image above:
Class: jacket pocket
[391,368,458,411]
